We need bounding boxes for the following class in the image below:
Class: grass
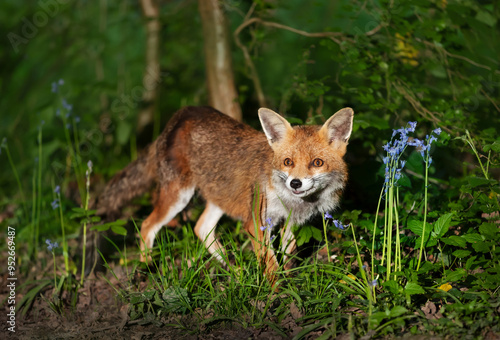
[1,112,499,338]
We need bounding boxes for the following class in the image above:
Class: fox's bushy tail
[96,142,157,216]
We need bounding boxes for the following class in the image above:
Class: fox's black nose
[290,179,302,189]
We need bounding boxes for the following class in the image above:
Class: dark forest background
[2,1,499,208]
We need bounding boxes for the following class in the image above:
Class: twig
[393,79,454,134]
[480,88,500,113]
[419,39,499,74]
[233,14,351,108]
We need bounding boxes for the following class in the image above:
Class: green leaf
[479,223,498,240]
[432,213,454,238]
[465,256,477,271]
[468,177,491,188]
[90,224,111,232]
[483,141,500,152]
[90,219,127,232]
[475,10,497,27]
[404,282,425,295]
[111,225,127,236]
[296,226,322,246]
[383,280,401,294]
[445,268,466,282]
[130,293,148,305]
[390,306,408,317]
[408,219,426,237]
[442,235,467,248]
[312,227,323,242]
[452,249,471,258]
[471,241,491,253]
[462,233,483,243]
[296,226,313,246]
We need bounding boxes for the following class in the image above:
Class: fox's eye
[312,158,324,167]
[284,158,293,167]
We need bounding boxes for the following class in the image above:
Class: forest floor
[1,264,301,339]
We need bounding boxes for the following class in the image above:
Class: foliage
[1,0,499,338]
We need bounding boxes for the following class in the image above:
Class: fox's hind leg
[193,202,225,263]
[140,182,194,261]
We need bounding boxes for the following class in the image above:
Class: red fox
[97,106,353,280]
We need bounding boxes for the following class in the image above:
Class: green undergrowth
[95,212,499,339]
[2,121,499,338]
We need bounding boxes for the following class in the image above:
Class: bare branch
[233,13,350,109]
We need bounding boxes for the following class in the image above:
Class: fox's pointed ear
[258,108,293,145]
[320,107,354,145]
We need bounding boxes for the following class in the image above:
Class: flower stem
[416,158,429,271]
[322,216,331,262]
[80,172,91,286]
[371,186,384,283]
[57,192,69,273]
[52,252,57,288]
[4,143,28,220]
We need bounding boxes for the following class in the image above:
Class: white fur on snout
[286,177,315,197]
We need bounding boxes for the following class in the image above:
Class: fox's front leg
[280,222,297,271]
[244,219,280,284]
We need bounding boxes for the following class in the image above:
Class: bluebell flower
[407,137,422,147]
[324,212,333,220]
[332,220,347,230]
[395,169,402,181]
[433,127,442,135]
[51,80,63,93]
[369,279,378,287]
[54,185,60,194]
[261,217,274,232]
[400,160,406,168]
[407,121,417,132]
[46,239,59,252]
[388,147,398,157]
[62,99,73,112]
[87,160,93,171]
[51,199,59,210]
[75,116,80,123]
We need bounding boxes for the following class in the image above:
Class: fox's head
[259,107,354,199]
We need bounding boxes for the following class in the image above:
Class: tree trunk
[137,0,160,132]
[198,0,242,122]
